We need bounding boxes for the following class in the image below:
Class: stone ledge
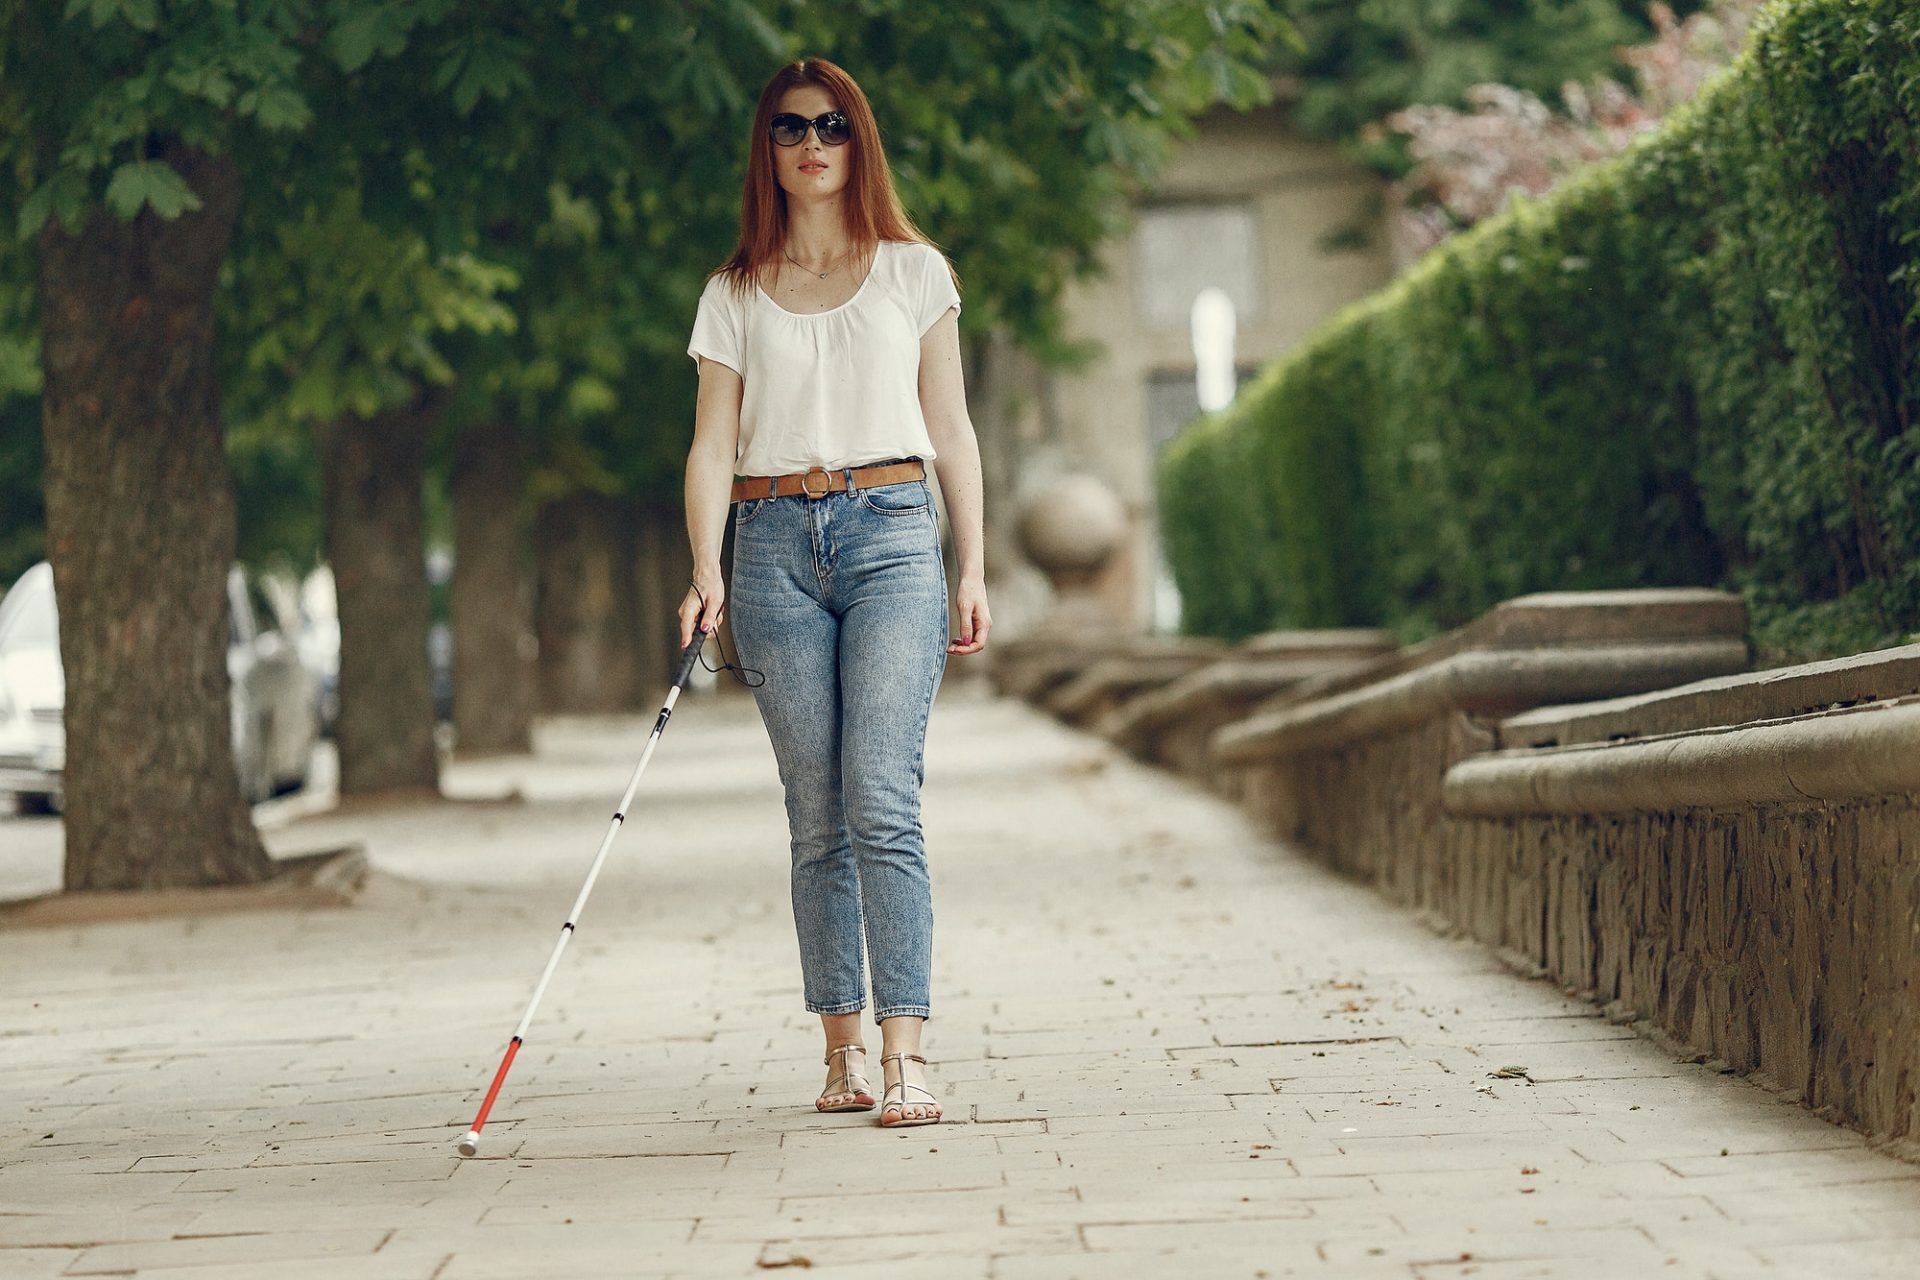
[1213,638,1750,765]
[1237,590,1747,725]
[1101,631,1394,752]
[1444,696,1920,815]
[1237,627,1397,657]
[989,634,1222,703]
[1102,655,1370,746]
[0,845,368,928]
[1500,642,1920,748]
[1044,647,1226,723]
[1459,588,1746,649]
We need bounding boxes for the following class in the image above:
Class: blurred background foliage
[1160,0,1919,666]
[0,0,1696,587]
[1275,0,1707,147]
[5,0,1907,674]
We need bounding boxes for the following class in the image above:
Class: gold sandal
[816,1044,876,1113]
[878,1051,942,1128]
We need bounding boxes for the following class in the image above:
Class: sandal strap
[879,1051,936,1107]
[821,1044,871,1096]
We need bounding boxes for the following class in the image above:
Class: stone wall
[1446,801,1920,1150]
[1444,656,1920,1151]
[1004,586,1920,1153]
[1214,590,1750,924]
[1111,646,1391,791]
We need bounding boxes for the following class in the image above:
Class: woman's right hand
[679,570,726,649]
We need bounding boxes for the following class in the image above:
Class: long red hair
[709,58,959,299]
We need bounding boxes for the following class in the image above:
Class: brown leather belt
[730,458,925,504]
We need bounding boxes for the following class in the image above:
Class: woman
[677,57,991,1129]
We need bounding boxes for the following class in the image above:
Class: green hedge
[1159,0,1920,660]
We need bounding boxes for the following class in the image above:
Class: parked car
[0,563,64,814]
[286,561,451,736]
[227,568,322,803]
[295,565,340,736]
[299,612,341,735]
[0,561,320,815]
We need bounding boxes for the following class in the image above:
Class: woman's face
[771,84,851,203]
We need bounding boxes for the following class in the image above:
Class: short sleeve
[687,274,744,375]
[912,244,961,337]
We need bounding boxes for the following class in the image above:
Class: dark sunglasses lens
[817,113,850,144]
[769,113,807,145]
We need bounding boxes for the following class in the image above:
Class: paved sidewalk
[4,677,1918,1279]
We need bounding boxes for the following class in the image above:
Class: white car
[0,561,320,815]
[0,563,63,813]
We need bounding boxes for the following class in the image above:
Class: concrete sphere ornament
[1016,474,1127,583]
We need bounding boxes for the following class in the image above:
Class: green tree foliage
[0,0,789,556]
[2,2,1292,566]
[0,0,1296,579]
[491,172,749,515]
[0,268,40,583]
[1279,0,1702,144]
[1159,0,1919,662]
[230,192,517,429]
[221,193,519,573]
[499,1,1293,513]
[786,0,1288,352]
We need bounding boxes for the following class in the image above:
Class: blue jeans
[727,469,948,1025]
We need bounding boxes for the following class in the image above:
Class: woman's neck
[783,198,854,264]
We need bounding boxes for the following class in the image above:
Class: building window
[1133,202,1260,330]
[1145,366,1260,456]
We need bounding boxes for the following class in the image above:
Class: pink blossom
[1379,1,1763,262]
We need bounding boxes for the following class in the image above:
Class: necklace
[784,246,850,279]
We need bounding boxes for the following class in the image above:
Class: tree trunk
[319,405,440,797]
[533,492,644,713]
[451,422,535,755]
[633,493,694,696]
[36,143,271,891]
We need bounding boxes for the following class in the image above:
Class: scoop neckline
[754,240,888,318]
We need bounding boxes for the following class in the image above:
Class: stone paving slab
[3,676,1919,1277]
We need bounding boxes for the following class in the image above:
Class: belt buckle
[800,466,832,499]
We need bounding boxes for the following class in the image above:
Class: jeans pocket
[735,497,767,526]
[858,480,929,516]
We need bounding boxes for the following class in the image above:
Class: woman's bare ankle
[819,1009,863,1055]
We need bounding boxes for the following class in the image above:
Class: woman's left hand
[949,576,991,656]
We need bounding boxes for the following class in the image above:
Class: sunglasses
[769,110,852,147]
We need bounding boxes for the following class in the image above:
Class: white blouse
[686,238,961,477]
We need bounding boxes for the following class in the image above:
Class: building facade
[976,98,1396,638]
